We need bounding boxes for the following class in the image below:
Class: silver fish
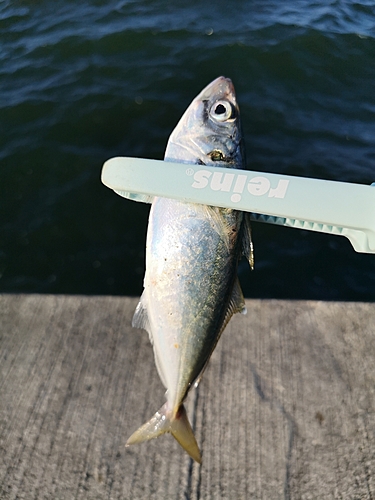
[126,76,253,463]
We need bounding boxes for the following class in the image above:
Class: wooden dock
[1,294,375,499]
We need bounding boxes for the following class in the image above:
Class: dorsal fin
[194,276,246,388]
[222,275,247,327]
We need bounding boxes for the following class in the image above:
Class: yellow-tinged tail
[126,403,201,464]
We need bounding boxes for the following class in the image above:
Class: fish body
[126,77,253,463]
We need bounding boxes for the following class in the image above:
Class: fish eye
[209,100,234,122]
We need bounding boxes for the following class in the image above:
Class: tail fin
[126,403,201,464]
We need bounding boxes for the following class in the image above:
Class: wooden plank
[1,295,375,499]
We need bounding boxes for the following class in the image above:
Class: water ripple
[1,0,375,298]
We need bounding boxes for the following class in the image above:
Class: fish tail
[126,403,201,464]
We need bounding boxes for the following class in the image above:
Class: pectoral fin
[242,212,254,270]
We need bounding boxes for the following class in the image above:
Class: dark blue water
[1,0,375,300]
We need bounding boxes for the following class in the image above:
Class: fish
[125,76,254,463]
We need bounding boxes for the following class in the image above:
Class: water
[1,0,375,300]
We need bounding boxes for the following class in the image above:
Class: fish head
[165,76,245,169]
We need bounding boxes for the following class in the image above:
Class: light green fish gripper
[101,156,375,254]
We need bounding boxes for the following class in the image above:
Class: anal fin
[132,293,168,388]
[132,292,151,334]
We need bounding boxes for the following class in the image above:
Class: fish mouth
[197,76,236,103]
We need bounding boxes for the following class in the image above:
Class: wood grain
[1,295,374,499]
